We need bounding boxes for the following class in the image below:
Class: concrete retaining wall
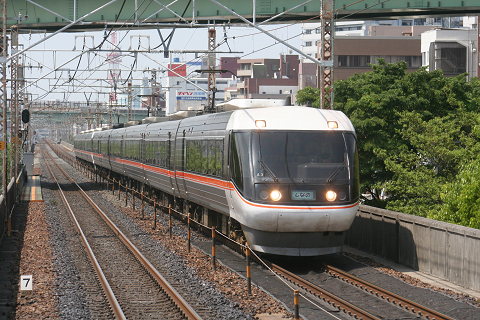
[345,205,480,292]
[0,167,26,245]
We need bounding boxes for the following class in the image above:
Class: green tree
[431,158,480,229]
[296,86,320,108]
[332,59,480,219]
[334,60,416,203]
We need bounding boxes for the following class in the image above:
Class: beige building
[334,36,423,80]
[299,25,431,84]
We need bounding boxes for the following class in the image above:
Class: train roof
[74,102,355,141]
[227,106,355,132]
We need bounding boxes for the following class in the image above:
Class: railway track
[266,261,381,320]
[322,264,455,320]
[41,144,203,320]
[49,141,467,320]
[267,259,456,320]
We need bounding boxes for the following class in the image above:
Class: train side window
[211,140,223,177]
[126,141,132,160]
[186,140,201,173]
[230,132,252,194]
[185,139,223,177]
[162,141,168,167]
[145,141,152,165]
[202,141,209,174]
[117,140,122,157]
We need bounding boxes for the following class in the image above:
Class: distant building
[219,57,240,78]
[227,55,299,99]
[165,76,237,114]
[298,63,317,90]
[298,34,424,84]
[421,28,478,78]
[335,36,423,80]
[299,17,476,85]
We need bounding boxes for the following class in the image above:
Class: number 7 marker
[20,275,33,292]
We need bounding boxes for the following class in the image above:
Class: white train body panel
[224,106,358,255]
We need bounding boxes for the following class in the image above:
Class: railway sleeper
[72,158,252,256]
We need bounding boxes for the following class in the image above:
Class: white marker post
[20,275,33,294]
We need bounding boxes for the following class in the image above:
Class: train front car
[227,106,359,256]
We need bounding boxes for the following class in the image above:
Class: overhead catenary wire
[24,0,392,104]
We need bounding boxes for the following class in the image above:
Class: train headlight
[327,121,338,129]
[270,190,282,201]
[255,120,267,128]
[338,191,347,201]
[326,190,337,202]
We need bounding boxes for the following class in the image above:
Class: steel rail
[40,146,127,320]
[54,141,382,320]
[323,264,456,320]
[57,141,457,320]
[267,262,381,320]
[42,143,203,320]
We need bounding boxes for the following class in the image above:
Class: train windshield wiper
[258,158,279,183]
[327,159,347,183]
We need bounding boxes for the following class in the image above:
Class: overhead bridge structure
[2,0,480,31]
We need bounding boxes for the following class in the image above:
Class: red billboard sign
[168,64,187,77]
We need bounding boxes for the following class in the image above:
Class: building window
[337,55,370,67]
[305,29,312,34]
[240,64,251,70]
[411,56,422,67]
[272,64,279,70]
[351,56,370,67]
[315,28,321,34]
[305,41,312,47]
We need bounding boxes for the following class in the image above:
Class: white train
[74,99,359,256]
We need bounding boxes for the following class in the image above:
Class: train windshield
[230,130,359,203]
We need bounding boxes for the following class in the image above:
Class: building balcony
[237,69,252,77]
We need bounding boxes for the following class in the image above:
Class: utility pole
[127,82,132,121]
[151,69,157,116]
[10,25,20,199]
[317,0,335,109]
[206,28,216,112]
[1,0,7,198]
[19,54,26,152]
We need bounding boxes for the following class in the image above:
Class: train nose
[277,210,330,232]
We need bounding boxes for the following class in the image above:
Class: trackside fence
[345,204,480,292]
[0,166,27,245]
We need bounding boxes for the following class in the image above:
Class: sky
[19,22,304,103]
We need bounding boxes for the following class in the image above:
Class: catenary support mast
[317,0,335,109]
[207,28,216,112]
[11,25,19,197]
[1,0,7,198]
